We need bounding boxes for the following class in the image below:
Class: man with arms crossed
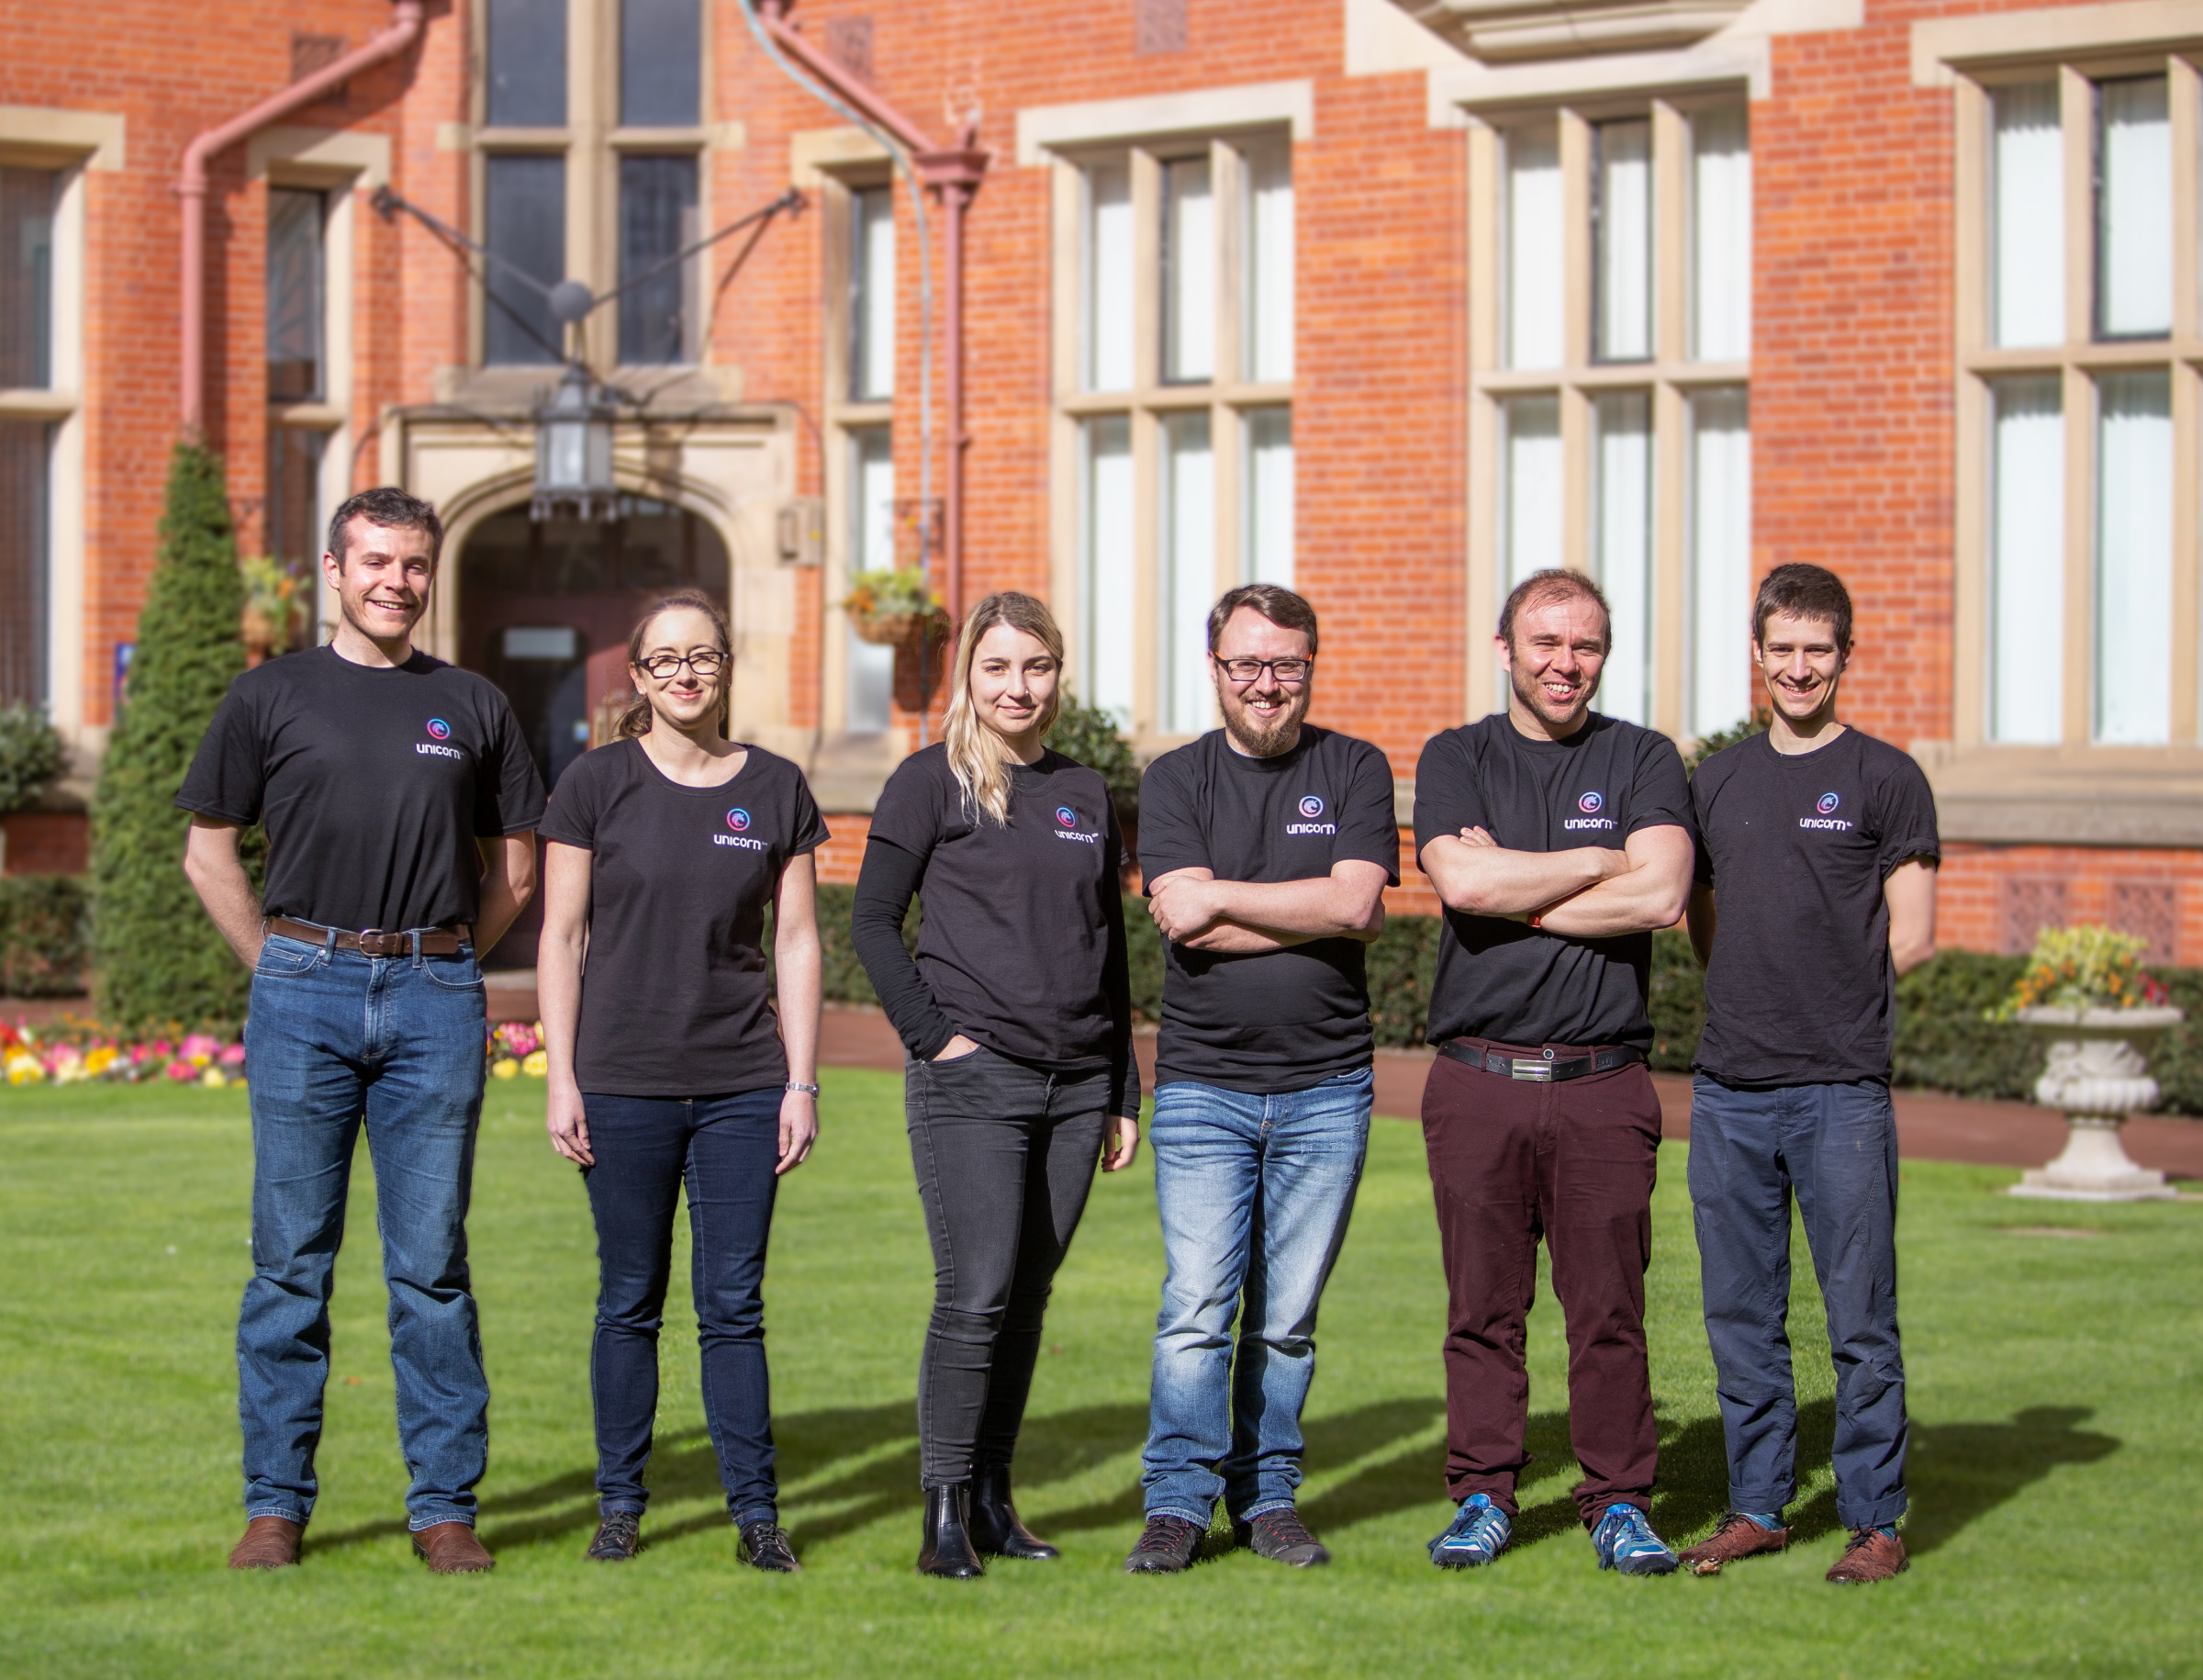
[1123,585,1398,1574]
[1678,564,1937,1585]
[179,487,544,1573]
[1415,568,1694,1576]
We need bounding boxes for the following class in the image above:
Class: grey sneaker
[1124,1513,1203,1574]
[586,1511,641,1562]
[1235,1507,1331,1568]
[739,1518,801,1573]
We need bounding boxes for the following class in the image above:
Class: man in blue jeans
[1682,564,1939,1585]
[1123,585,1399,1574]
[178,487,542,1574]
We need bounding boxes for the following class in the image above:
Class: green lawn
[1,1076,2195,1679]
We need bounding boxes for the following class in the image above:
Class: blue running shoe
[1428,1494,1512,1569]
[1592,1502,1678,1575]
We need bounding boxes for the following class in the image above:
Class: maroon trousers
[1420,1049,1663,1528]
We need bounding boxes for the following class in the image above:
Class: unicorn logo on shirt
[416,717,463,760]
[1565,789,1616,832]
[1802,790,1853,833]
[1299,795,1325,819]
[425,718,452,740]
[1817,791,1840,814]
[715,807,766,851]
[1288,793,1336,837]
[1056,806,1079,827]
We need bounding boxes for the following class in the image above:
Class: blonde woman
[851,591,1142,1578]
[537,588,826,1572]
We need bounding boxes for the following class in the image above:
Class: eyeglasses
[1213,655,1313,686]
[638,650,727,680]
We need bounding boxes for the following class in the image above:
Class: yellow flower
[6,1053,45,1085]
[189,1053,212,1069]
[521,1050,549,1078]
[201,1068,228,1089]
[491,1058,520,1081]
[84,1047,117,1075]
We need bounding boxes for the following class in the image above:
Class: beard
[1508,660,1594,732]
[1221,684,1312,756]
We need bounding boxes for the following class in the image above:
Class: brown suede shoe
[1826,1527,1907,1584]
[227,1516,303,1569]
[411,1521,496,1574]
[1680,1512,1789,1576]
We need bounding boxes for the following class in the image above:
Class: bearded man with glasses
[1124,585,1400,1574]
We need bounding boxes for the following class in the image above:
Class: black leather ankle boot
[916,1484,984,1578]
[968,1465,1059,1560]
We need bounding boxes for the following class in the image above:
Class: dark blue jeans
[1687,1076,1909,1530]
[581,1088,782,1525]
[238,931,489,1530]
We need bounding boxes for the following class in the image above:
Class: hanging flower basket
[844,566,948,647]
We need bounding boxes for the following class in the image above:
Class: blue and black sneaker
[1428,1494,1511,1569]
[1591,1502,1678,1575]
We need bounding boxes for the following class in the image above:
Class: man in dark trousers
[1123,585,1398,1574]
[1415,567,1694,1576]
[178,487,543,1574]
[1678,564,1937,1586]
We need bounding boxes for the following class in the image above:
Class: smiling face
[1210,606,1314,757]
[1500,589,1609,739]
[1754,609,1850,727]
[323,517,436,647]
[630,605,730,736]
[967,622,1059,748]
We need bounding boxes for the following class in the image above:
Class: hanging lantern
[531,362,617,521]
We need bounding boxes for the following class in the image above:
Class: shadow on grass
[1899,1406,2119,1556]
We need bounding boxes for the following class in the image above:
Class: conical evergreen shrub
[91,440,252,1032]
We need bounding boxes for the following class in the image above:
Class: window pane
[2097,76,2171,339]
[621,0,701,128]
[486,0,566,128]
[1993,82,2063,347]
[0,420,49,706]
[1988,375,2065,743]
[1160,410,1215,731]
[1593,392,1652,725]
[485,154,565,364]
[0,167,55,390]
[1079,416,1135,726]
[1083,162,1134,392]
[1504,125,1562,370]
[1688,387,1751,737]
[266,188,325,402]
[850,185,895,400]
[1594,118,1652,363]
[266,427,327,570]
[1162,157,1215,384]
[1244,146,1293,382]
[1501,394,1562,586]
[619,153,698,364]
[847,426,895,733]
[1242,406,1292,587]
[2096,369,2171,743]
[1690,108,1750,362]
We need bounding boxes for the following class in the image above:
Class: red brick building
[5,0,2201,958]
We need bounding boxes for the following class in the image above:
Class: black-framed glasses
[1213,655,1313,686]
[638,650,727,680]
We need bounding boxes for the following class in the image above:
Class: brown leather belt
[1438,1036,1643,1084]
[264,917,470,957]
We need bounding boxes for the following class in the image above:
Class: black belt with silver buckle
[264,916,470,958]
[1437,1038,1644,1084]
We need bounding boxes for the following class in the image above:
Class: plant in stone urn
[1987,925,2179,1201]
[842,566,947,648]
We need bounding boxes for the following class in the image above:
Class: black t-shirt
[538,739,829,1097]
[1415,712,1694,1051]
[176,646,545,932]
[1137,726,1401,1094]
[862,743,1134,1092]
[1691,727,1940,1087]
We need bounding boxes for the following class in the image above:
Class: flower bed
[2,1016,555,1090]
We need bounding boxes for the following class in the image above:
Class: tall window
[1,166,56,704]
[266,186,331,647]
[1060,135,1293,734]
[618,154,698,364]
[846,427,896,731]
[849,185,894,401]
[1473,102,1750,735]
[1,167,54,390]
[826,175,897,734]
[1964,63,2201,749]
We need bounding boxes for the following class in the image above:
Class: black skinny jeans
[904,1045,1110,1488]
[581,1086,782,1524]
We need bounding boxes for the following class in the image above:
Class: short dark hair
[327,487,444,569]
[1752,563,1853,649]
[1499,568,1610,647]
[1208,583,1319,656]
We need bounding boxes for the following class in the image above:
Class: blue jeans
[1688,1076,1909,1531]
[581,1088,782,1525]
[238,931,489,1531]
[1141,1067,1371,1525]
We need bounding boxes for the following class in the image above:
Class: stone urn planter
[2010,1006,2181,1202]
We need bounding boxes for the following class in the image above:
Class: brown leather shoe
[411,1521,496,1574]
[1826,1526,1907,1584]
[1680,1512,1789,1576]
[228,1515,303,1569]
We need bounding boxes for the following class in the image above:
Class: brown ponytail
[616,588,734,739]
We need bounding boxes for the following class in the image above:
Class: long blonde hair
[943,591,1065,826]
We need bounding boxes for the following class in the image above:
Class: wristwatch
[785,1081,821,1096]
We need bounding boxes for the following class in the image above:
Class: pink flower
[164,1058,197,1081]
[181,1034,220,1059]
[218,1043,247,1066]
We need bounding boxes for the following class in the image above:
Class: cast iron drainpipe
[755,0,988,624]
[178,0,426,432]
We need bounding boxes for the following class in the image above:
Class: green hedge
[0,874,89,998]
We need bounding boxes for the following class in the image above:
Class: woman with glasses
[852,591,1142,1578]
[537,588,826,1572]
